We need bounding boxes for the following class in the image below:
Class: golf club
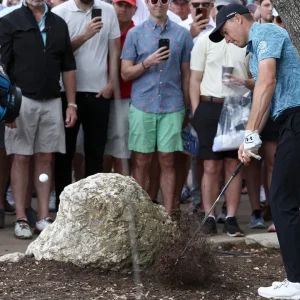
[175,161,244,266]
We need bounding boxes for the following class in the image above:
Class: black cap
[209,4,250,43]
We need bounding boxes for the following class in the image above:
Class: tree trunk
[272,0,300,53]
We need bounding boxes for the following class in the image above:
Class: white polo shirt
[179,15,216,44]
[191,33,250,98]
[52,0,120,93]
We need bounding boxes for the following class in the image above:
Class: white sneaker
[34,217,54,234]
[14,218,32,239]
[49,191,56,212]
[258,279,300,299]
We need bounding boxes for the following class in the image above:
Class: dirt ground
[0,242,283,300]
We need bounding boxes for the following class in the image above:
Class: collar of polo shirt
[146,16,171,30]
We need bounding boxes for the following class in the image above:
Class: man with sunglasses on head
[180,0,215,43]
[121,0,193,216]
[209,3,300,298]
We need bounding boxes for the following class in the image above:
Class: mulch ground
[0,242,283,300]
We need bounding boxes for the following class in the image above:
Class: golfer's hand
[144,47,170,67]
[96,82,113,99]
[243,130,262,161]
[222,73,246,87]
[84,17,103,40]
[190,15,209,38]
[65,106,77,128]
[5,121,16,128]
[238,143,252,166]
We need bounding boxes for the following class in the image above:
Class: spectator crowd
[0,0,288,240]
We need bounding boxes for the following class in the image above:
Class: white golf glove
[243,130,262,160]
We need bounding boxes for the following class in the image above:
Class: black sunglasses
[191,2,210,8]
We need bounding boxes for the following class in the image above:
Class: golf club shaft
[175,161,243,265]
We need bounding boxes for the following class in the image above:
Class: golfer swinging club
[209,3,300,299]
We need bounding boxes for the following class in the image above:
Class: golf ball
[39,173,48,183]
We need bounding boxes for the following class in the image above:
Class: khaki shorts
[104,98,131,159]
[5,96,65,155]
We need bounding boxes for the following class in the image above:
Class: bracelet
[68,103,78,110]
[142,60,149,70]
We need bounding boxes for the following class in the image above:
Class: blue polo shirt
[121,17,193,114]
[247,22,300,121]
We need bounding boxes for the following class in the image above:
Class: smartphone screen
[196,7,208,21]
[92,8,102,19]
[158,39,170,60]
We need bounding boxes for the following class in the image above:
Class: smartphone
[158,39,170,60]
[91,8,102,20]
[196,7,207,21]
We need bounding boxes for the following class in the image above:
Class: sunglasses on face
[191,2,210,8]
[148,0,170,5]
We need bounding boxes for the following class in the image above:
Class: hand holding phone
[84,11,103,40]
[195,7,207,21]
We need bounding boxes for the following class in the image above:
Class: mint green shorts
[128,105,185,153]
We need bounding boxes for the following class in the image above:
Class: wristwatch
[68,103,78,110]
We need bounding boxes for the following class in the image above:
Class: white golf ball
[39,173,48,183]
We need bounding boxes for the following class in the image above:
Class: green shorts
[128,105,185,153]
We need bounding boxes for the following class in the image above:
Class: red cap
[113,0,137,6]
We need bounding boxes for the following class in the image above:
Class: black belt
[200,96,225,104]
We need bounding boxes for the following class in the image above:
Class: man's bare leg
[113,158,131,176]
[201,160,222,216]
[174,152,190,209]
[34,153,53,221]
[25,158,34,208]
[224,158,242,217]
[158,152,176,215]
[245,158,262,211]
[11,154,31,220]
[148,152,160,201]
[262,141,277,202]
[133,152,153,192]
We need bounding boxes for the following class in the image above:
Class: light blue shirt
[247,22,300,121]
[121,17,193,113]
[0,1,48,46]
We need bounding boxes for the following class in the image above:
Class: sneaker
[181,186,192,203]
[216,202,227,224]
[0,209,5,228]
[4,200,15,215]
[258,279,300,299]
[34,217,54,234]
[14,218,32,239]
[268,223,276,232]
[249,210,266,229]
[49,190,56,212]
[201,216,217,235]
[223,217,245,237]
[25,206,38,228]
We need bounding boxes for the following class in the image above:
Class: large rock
[26,174,176,271]
[245,233,279,249]
[0,252,25,263]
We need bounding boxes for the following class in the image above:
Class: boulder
[0,252,25,263]
[26,174,176,271]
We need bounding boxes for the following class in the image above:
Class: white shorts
[5,96,65,155]
[104,98,131,159]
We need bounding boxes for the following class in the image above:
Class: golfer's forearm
[258,106,270,134]
[246,80,276,131]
